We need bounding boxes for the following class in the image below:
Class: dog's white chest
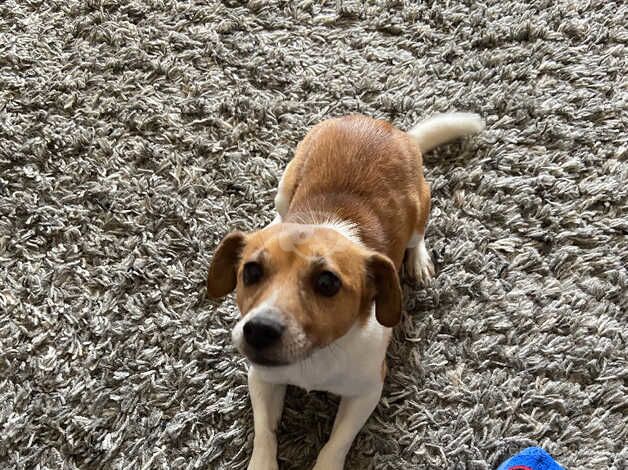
[252,309,391,396]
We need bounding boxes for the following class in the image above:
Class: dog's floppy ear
[367,253,402,327]
[207,231,246,299]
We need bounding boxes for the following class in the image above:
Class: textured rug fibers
[1,1,627,469]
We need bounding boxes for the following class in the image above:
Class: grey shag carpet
[1,1,627,469]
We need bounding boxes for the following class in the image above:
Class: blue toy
[497,447,563,470]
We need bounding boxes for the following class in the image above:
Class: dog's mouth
[246,352,289,367]
[239,344,313,367]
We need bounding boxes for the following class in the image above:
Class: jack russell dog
[207,113,484,469]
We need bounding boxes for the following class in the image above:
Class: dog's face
[207,223,401,366]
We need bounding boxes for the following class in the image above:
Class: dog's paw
[403,240,434,285]
[312,446,345,470]
[248,453,278,470]
[247,441,278,470]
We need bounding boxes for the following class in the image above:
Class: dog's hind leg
[403,180,434,284]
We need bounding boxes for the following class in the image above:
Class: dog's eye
[314,271,341,297]
[243,262,263,285]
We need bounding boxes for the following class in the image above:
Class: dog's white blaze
[316,218,363,247]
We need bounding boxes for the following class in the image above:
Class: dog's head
[207,223,401,366]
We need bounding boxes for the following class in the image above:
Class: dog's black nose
[243,317,284,349]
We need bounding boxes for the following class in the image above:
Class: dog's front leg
[247,367,286,470]
[312,383,383,470]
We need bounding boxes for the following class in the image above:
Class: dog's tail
[408,113,484,153]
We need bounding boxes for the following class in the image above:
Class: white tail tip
[408,112,485,153]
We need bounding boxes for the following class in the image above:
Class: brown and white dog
[207,113,483,469]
